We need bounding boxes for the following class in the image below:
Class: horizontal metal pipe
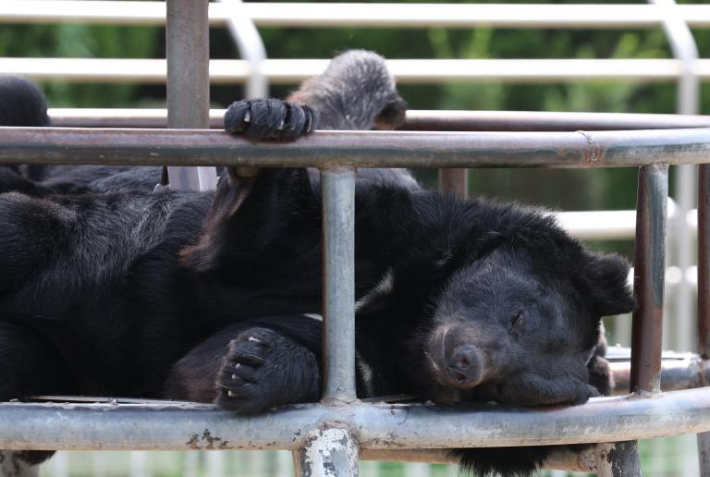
[1,127,710,169]
[6,2,710,28]
[49,108,710,132]
[2,388,710,450]
[611,354,707,394]
[404,110,710,132]
[6,58,710,85]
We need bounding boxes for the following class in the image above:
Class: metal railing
[1,1,709,476]
[0,116,708,475]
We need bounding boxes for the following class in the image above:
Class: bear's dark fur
[0,52,633,476]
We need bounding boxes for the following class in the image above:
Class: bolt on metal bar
[165,0,216,191]
[4,388,710,450]
[630,164,669,394]
[1,127,710,169]
[321,168,357,403]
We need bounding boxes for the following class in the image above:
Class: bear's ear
[579,252,635,317]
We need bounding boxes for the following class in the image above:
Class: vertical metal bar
[165,0,217,191]
[320,168,357,403]
[293,428,359,477]
[698,164,710,477]
[595,442,642,477]
[218,0,269,99]
[438,168,468,197]
[699,164,710,358]
[630,164,669,394]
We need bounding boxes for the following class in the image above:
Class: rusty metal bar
[49,108,710,131]
[0,127,709,169]
[165,0,216,191]
[630,164,669,394]
[596,442,641,477]
[3,388,710,450]
[320,168,358,403]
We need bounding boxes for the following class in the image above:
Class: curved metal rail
[1,388,709,451]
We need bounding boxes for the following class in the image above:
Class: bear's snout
[427,326,490,390]
[445,344,484,389]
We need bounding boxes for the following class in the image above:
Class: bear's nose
[446,345,484,389]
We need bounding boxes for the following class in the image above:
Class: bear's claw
[224,99,317,141]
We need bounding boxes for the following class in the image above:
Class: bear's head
[411,209,635,407]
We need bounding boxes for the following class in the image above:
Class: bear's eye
[510,312,524,329]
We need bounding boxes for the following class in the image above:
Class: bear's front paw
[215,327,320,414]
[224,99,317,141]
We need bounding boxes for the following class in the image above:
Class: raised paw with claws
[224,99,317,141]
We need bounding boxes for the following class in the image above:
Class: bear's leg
[0,323,73,469]
[180,167,318,275]
[165,324,321,415]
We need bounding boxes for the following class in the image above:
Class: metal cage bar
[165,0,216,191]
[321,168,358,403]
[0,127,709,169]
[630,164,669,394]
[3,388,710,450]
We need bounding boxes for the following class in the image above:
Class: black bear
[0,51,633,476]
